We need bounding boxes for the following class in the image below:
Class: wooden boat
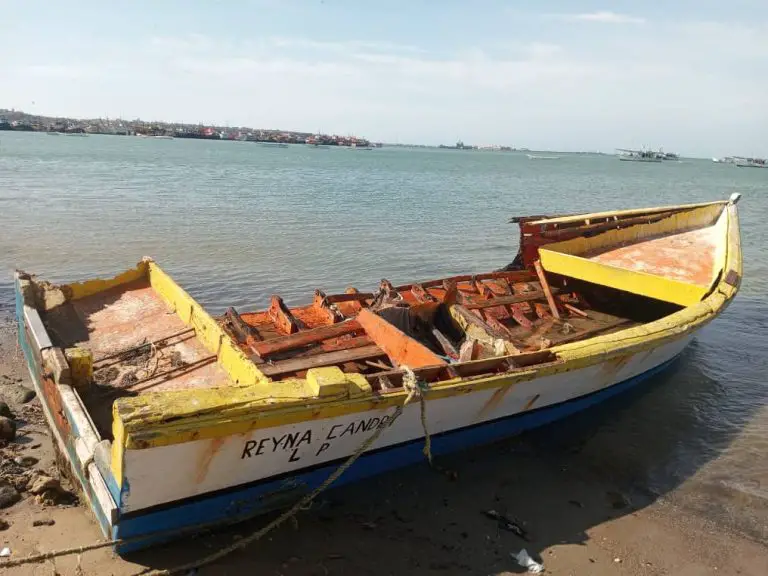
[13,195,742,553]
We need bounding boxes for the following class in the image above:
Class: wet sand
[1,318,766,576]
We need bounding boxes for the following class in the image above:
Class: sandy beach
[1,315,766,576]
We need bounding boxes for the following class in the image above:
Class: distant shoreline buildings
[0,108,375,147]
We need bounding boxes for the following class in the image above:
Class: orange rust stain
[590,227,717,287]
[522,393,541,411]
[598,353,634,384]
[195,436,227,484]
[476,385,514,421]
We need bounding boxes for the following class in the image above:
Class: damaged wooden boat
[13,195,742,552]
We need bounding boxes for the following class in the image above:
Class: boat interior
[31,199,731,440]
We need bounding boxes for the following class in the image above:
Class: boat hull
[12,197,741,554]
[111,339,687,551]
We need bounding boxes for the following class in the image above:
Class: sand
[1,317,766,576]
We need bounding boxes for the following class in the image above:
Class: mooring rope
[1,370,433,574]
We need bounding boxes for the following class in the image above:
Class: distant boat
[154,135,174,140]
[259,142,289,148]
[713,156,736,164]
[735,157,767,168]
[65,132,89,137]
[527,154,560,160]
[617,148,661,163]
[46,131,62,136]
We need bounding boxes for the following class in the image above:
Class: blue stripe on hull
[114,354,681,553]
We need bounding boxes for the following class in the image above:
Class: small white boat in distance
[527,154,560,160]
[735,157,767,168]
[617,148,662,163]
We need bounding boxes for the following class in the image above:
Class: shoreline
[1,317,766,575]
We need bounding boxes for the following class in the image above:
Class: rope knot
[400,366,433,466]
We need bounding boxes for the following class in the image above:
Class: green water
[1,131,766,539]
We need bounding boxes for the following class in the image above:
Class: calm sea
[1,132,766,539]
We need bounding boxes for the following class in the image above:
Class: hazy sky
[2,1,767,156]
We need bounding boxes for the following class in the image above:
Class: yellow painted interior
[538,204,725,306]
[65,347,93,391]
[48,200,738,476]
[66,259,150,301]
[146,261,266,387]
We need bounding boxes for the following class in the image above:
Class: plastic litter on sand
[514,548,544,573]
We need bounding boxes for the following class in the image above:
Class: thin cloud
[568,11,646,24]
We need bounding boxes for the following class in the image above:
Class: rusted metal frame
[268,295,301,335]
[259,344,387,377]
[533,260,561,320]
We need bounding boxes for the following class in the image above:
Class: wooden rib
[452,357,511,377]
[252,319,363,357]
[534,302,551,319]
[484,315,516,340]
[313,290,345,324]
[223,307,262,343]
[411,283,437,303]
[268,295,300,335]
[534,260,561,320]
[563,303,589,317]
[431,328,459,360]
[473,277,494,298]
[260,344,386,377]
[509,304,533,328]
[463,288,561,310]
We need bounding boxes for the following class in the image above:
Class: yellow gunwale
[106,198,740,455]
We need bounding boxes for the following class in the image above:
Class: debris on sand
[0,416,16,441]
[0,484,21,509]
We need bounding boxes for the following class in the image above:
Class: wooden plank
[252,320,363,357]
[259,344,386,377]
[463,288,561,310]
[268,295,300,335]
[546,317,633,347]
[356,309,447,368]
[223,307,262,343]
[325,292,375,304]
[563,303,589,317]
[452,305,511,341]
[534,260,561,320]
[431,328,459,360]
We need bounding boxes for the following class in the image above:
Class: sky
[1,0,767,156]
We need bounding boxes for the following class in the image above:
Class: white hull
[619,156,661,163]
[121,335,690,513]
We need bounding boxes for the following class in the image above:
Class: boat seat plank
[259,344,387,377]
[253,320,363,357]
